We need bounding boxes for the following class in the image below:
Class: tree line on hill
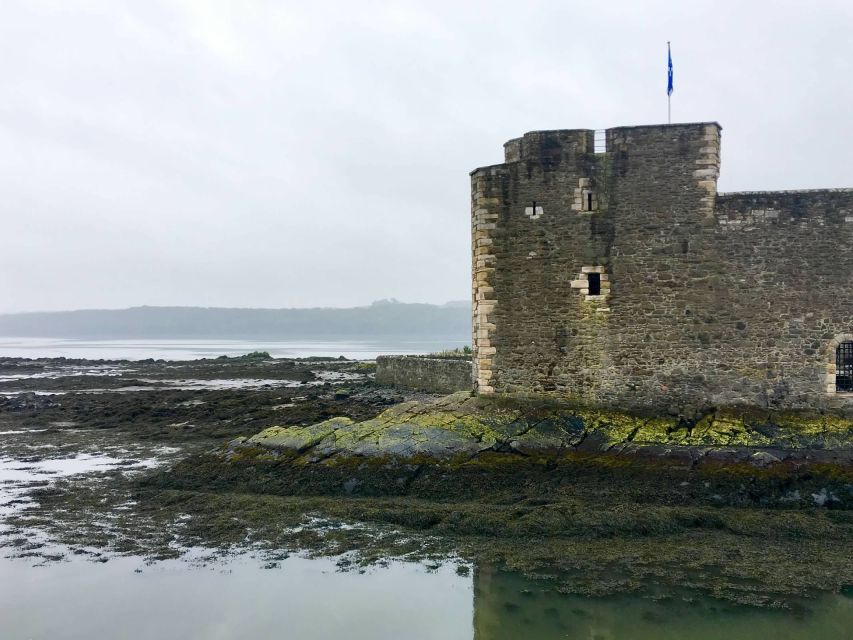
[0,300,470,340]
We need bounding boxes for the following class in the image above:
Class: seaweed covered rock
[241,392,853,465]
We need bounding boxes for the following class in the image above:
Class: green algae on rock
[242,392,853,465]
[249,417,356,453]
[158,392,853,519]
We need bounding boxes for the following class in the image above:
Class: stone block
[693,168,718,179]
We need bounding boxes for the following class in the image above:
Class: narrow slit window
[587,273,601,296]
[587,192,593,211]
[837,342,853,392]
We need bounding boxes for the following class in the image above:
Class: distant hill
[0,300,471,340]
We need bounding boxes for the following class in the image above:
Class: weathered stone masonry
[470,122,853,411]
[375,355,472,394]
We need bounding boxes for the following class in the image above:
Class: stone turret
[470,122,853,411]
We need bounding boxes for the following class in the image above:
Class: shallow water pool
[1,553,850,639]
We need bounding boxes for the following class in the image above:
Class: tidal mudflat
[1,354,851,638]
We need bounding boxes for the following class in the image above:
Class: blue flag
[667,42,674,96]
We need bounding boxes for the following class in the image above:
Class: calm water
[0,337,468,361]
[0,554,472,639]
[0,554,850,639]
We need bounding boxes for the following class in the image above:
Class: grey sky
[1,0,851,313]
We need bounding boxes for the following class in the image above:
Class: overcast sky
[1,0,851,313]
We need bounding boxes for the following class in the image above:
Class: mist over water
[0,337,467,361]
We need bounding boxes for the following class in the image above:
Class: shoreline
[1,355,851,609]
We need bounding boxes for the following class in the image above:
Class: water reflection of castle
[471,565,836,639]
[473,565,614,639]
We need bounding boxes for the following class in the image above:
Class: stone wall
[470,122,853,412]
[375,355,473,394]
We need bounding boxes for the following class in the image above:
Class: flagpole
[667,41,671,124]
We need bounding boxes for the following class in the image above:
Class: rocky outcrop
[240,392,853,466]
[141,392,853,607]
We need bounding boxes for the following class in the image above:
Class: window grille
[836,342,853,392]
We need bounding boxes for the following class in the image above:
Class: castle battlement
[470,122,853,411]
[486,122,722,169]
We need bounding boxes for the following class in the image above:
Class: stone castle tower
[471,123,853,411]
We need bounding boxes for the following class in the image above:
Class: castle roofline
[718,188,853,197]
[608,121,722,132]
[505,121,722,143]
[468,122,726,174]
[469,162,509,176]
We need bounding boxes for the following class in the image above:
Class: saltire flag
[667,42,674,96]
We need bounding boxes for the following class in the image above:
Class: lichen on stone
[240,392,853,469]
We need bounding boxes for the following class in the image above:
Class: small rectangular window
[587,273,601,296]
[837,342,853,392]
[594,129,606,153]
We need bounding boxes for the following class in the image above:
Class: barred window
[836,342,853,392]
